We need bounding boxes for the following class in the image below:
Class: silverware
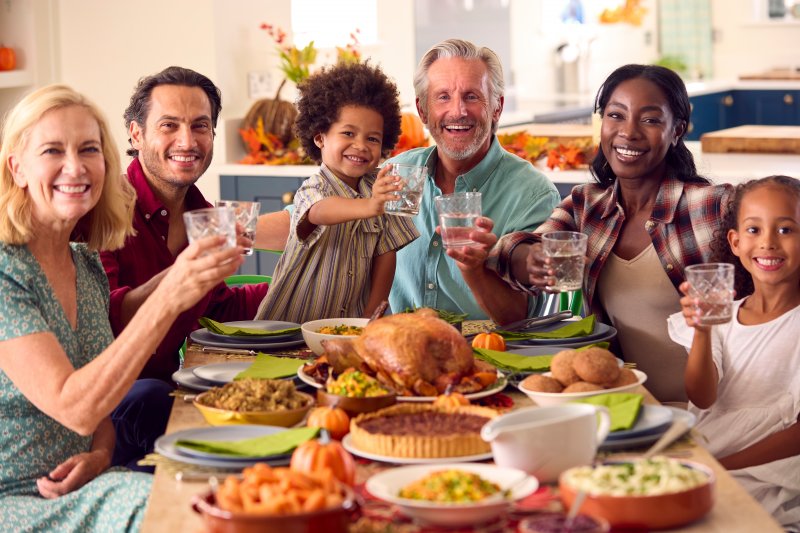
[642,419,691,459]
[495,310,573,332]
[201,346,257,356]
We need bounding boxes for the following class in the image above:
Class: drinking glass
[541,231,588,292]
[216,200,261,255]
[183,207,237,254]
[434,192,482,248]
[383,164,427,216]
[685,263,735,325]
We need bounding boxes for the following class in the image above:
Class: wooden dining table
[140,343,783,532]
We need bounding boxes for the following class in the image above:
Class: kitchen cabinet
[219,173,309,276]
[687,91,736,141]
[733,90,800,126]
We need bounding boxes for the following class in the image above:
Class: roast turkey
[321,308,497,396]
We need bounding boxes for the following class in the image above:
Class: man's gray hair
[413,39,504,132]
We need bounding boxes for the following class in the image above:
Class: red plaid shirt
[487,175,733,317]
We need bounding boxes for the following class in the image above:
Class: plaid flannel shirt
[487,175,733,317]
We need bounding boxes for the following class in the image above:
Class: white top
[668,299,800,529]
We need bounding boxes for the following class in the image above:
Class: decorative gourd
[433,391,470,408]
[306,406,350,440]
[472,332,506,351]
[290,437,356,486]
[0,45,16,71]
[400,112,426,146]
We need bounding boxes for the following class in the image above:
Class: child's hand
[678,281,711,331]
[368,165,402,216]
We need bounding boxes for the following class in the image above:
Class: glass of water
[216,200,261,255]
[183,207,237,254]
[541,231,588,292]
[685,263,735,325]
[383,164,427,216]
[434,192,482,248]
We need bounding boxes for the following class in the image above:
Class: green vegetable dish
[326,369,389,397]
[399,469,505,503]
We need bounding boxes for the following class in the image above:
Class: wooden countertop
[140,348,783,532]
[739,69,800,81]
[701,125,800,154]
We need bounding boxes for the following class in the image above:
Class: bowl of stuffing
[301,318,370,356]
[193,379,314,427]
[316,368,397,416]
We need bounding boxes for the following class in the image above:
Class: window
[291,0,378,48]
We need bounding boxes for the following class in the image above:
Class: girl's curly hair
[294,61,401,164]
[710,175,800,298]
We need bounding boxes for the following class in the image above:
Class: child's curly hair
[710,175,800,298]
[294,61,401,164]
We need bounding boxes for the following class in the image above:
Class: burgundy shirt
[100,159,269,382]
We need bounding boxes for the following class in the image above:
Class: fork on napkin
[199,317,300,337]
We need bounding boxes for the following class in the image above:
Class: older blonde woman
[0,85,243,531]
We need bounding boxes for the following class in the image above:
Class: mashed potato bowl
[559,458,715,530]
[518,369,647,407]
[301,318,370,356]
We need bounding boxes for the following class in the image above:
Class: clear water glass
[216,200,261,255]
[541,231,588,292]
[435,192,482,248]
[183,207,237,254]
[685,263,735,325]
[384,164,427,216]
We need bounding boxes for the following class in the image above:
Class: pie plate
[341,434,493,465]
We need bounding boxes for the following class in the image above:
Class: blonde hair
[0,84,135,250]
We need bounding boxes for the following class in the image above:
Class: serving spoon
[641,418,691,460]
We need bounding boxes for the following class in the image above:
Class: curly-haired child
[668,175,800,530]
[255,62,419,322]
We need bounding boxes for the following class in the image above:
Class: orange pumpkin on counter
[391,112,428,155]
[290,438,356,486]
[472,332,506,351]
[0,45,16,71]
[306,406,350,440]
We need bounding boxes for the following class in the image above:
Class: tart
[349,403,497,458]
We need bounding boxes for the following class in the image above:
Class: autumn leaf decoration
[498,131,596,171]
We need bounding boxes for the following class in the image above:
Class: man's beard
[428,117,492,161]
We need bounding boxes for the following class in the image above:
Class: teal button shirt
[387,136,561,319]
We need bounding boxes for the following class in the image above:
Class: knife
[494,310,573,333]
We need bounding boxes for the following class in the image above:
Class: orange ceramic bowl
[559,460,715,530]
[315,389,396,417]
[191,487,357,533]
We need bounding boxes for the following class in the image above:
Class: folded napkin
[496,315,596,341]
[572,393,644,432]
[176,427,319,458]
[199,317,299,337]
[473,341,611,373]
[234,353,306,380]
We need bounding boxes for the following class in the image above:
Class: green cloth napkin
[472,341,610,373]
[496,315,596,341]
[199,317,299,337]
[176,427,319,458]
[572,393,644,432]
[234,353,306,380]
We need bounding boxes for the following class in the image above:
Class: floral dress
[0,243,151,532]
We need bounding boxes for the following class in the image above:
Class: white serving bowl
[301,318,370,356]
[518,369,647,407]
[365,463,538,527]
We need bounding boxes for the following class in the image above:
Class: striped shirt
[487,174,733,317]
[255,164,418,323]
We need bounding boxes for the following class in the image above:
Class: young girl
[255,62,418,323]
[668,175,800,530]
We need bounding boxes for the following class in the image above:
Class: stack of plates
[189,320,305,350]
[173,361,302,391]
[600,405,697,451]
[154,425,293,468]
[504,321,617,349]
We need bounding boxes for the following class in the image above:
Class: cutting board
[497,123,593,142]
[701,125,800,154]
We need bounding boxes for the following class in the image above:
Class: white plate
[191,361,297,384]
[366,463,538,527]
[606,404,674,440]
[297,366,507,402]
[155,425,293,468]
[205,320,300,342]
[599,407,696,451]
[342,434,493,464]
[189,328,305,350]
[172,367,216,391]
[518,369,647,407]
[505,321,617,348]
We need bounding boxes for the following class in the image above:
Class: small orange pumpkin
[306,406,350,440]
[472,332,506,351]
[433,391,470,408]
[290,437,356,486]
[400,112,426,146]
[0,45,16,71]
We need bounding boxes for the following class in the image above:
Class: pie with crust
[349,403,497,458]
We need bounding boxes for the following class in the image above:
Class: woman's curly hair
[294,62,401,164]
[710,175,800,298]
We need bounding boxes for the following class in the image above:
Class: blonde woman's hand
[36,450,110,499]
[158,236,244,314]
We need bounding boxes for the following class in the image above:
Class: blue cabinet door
[733,90,800,126]
[687,92,735,141]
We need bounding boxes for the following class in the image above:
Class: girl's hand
[36,450,110,499]
[444,217,496,272]
[159,236,244,314]
[368,165,402,216]
[525,243,555,290]
[678,281,711,331]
